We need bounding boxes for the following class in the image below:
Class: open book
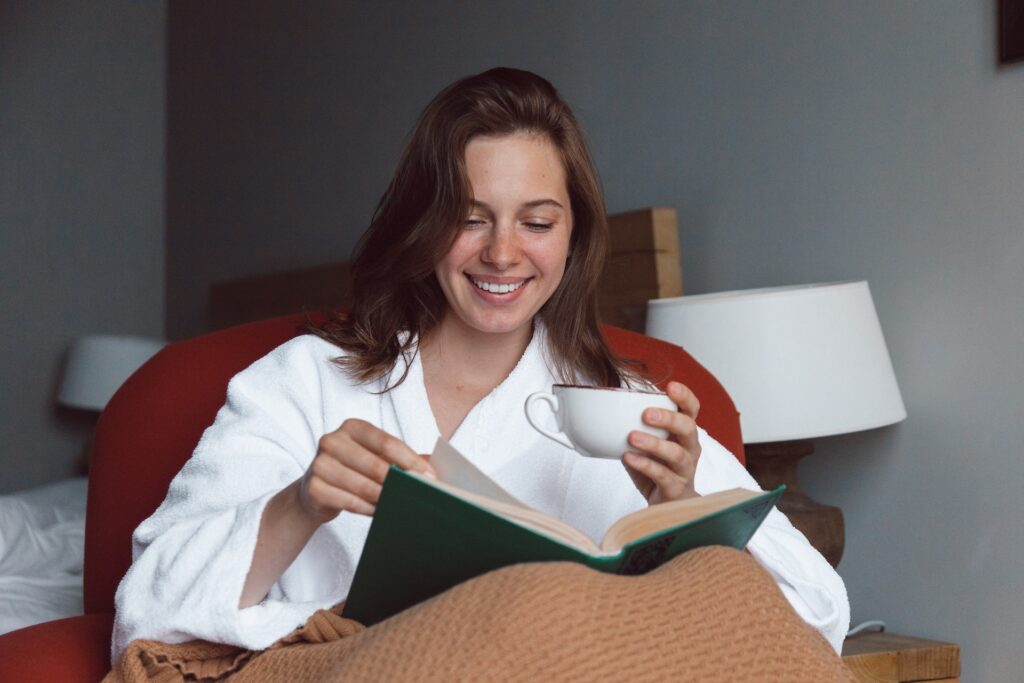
[342,438,783,626]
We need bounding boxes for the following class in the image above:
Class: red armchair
[0,314,742,682]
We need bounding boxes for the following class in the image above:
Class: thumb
[417,453,438,480]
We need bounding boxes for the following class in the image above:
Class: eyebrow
[470,199,565,211]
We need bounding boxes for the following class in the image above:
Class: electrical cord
[847,620,886,637]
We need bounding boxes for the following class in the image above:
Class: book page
[422,439,602,554]
[599,488,763,552]
[429,438,524,506]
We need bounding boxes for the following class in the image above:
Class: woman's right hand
[299,418,437,522]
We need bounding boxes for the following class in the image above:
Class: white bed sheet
[0,477,87,635]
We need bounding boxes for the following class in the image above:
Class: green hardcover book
[343,439,784,626]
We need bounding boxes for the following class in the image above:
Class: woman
[112,68,848,662]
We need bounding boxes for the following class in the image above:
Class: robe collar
[382,321,556,475]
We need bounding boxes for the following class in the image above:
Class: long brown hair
[316,67,636,389]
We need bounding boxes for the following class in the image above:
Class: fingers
[624,452,690,502]
[624,382,703,504]
[642,381,701,452]
[639,399,700,467]
[309,449,383,501]
[304,419,434,520]
[622,456,655,501]
[627,425,699,483]
[666,380,699,418]
[317,430,389,484]
[341,419,436,478]
[305,461,378,517]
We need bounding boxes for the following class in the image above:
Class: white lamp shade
[58,335,167,411]
[646,281,906,444]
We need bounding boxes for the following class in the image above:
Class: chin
[468,317,533,337]
[459,307,536,337]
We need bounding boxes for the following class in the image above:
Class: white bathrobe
[112,327,850,662]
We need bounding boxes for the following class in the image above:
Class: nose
[481,222,521,270]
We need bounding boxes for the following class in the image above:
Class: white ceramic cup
[524,384,678,459]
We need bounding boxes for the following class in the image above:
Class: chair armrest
[0,612,114,683]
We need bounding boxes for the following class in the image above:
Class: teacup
[524,384,677,459]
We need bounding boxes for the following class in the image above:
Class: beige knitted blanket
[106,546,853,682]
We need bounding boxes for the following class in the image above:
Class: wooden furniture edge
[842,632,960,682]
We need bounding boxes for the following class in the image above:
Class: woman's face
[434,132,573,342]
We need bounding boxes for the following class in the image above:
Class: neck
[419,314,535,389]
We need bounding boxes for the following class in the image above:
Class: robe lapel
[382,324,562,476]
[382,343,441,457]
[453,323,561,475]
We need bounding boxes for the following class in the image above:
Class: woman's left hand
[623,381,702,505]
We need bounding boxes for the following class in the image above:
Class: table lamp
[59,335,167,411]
[645,281,906,567]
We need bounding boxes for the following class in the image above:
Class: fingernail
[632,432,650,447]
[423,469,438,480]
[646,409,660,423]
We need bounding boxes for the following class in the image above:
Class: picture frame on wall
[1000,0,1024,63]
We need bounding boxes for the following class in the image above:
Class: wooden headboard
[208,207,683,333]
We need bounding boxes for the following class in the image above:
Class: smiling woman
[110,68,850,667]
[316,67,629,391]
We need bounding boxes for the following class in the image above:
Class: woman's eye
[464,218,486,227]
[525,222,554,231]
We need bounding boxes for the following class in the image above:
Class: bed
[0,477,88,635]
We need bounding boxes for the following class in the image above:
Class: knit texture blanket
[106,546,853,682]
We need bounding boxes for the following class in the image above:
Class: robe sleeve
[111,337,347,663]
[694,427,851,654]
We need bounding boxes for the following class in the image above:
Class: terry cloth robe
[112,326,850,663]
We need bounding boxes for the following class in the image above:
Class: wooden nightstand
[842,632,960,682]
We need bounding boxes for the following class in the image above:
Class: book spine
[618,533,679,575]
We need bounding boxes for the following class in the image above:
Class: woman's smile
[467,274,532,297]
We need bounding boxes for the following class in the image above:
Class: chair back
[84,315,743,614]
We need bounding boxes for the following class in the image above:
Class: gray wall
[165,1,1021,679]
[0,3,165,492]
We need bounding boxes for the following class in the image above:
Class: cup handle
[524,391,575,450]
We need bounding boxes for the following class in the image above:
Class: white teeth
[471,278,526,294]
